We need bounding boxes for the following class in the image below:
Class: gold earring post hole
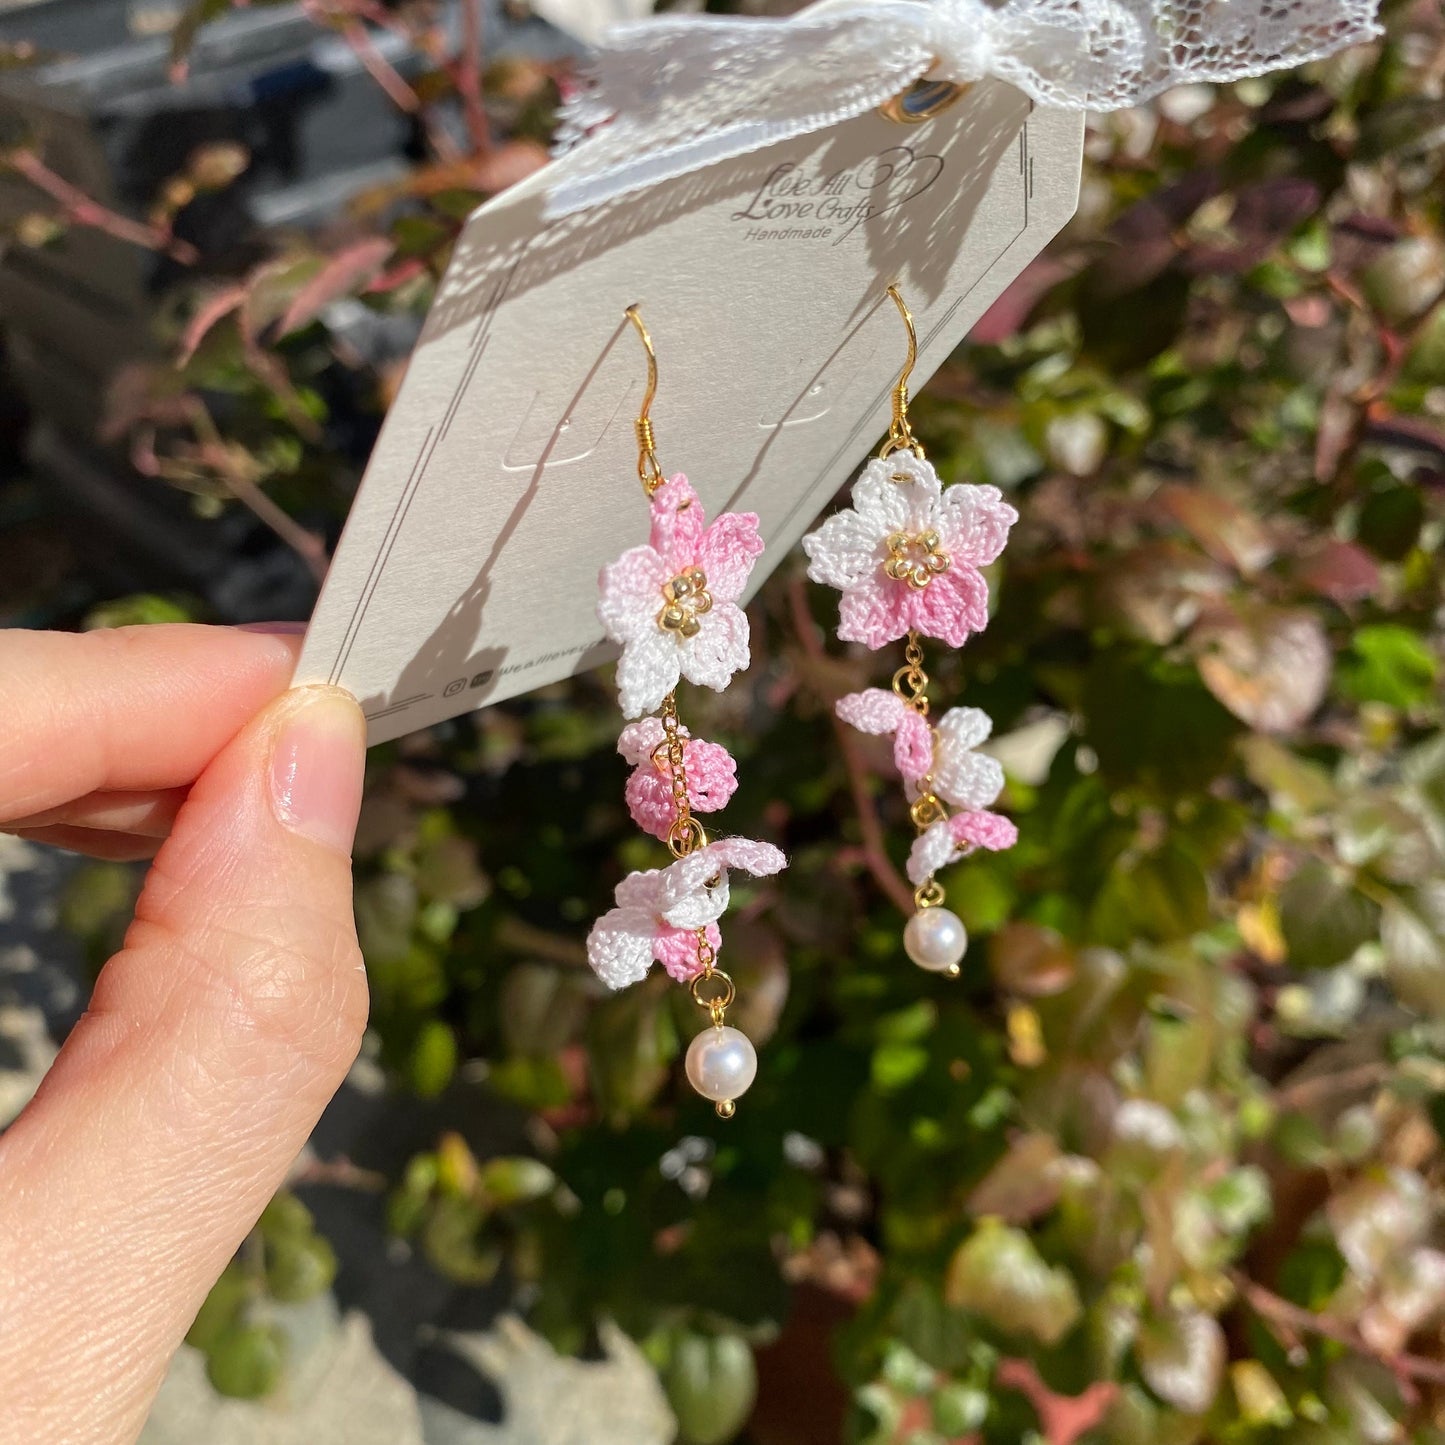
[880,78,969,126]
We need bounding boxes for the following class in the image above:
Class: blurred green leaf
[945,1219,1081,1346]
[662,1329,757,1445]
[1280,860,1380,970]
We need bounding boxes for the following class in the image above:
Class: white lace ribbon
[544,0,1380,215]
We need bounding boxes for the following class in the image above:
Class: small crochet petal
[907,562,991,648]
[624,768,678,840]
[851,457,918,531]
[935,753,1004,812]
[587,906,658,989]
[894,710,934,784]
[939,483,1018,567]
[685,739,738,812]
[656,850,732,930]
[836,688,908,735]
[615,623,681,719]
[696,510,764,604]
[598,544,670,643]
[935,706,993,753]
[648,475,706,572]
[707,836,787,878]
[617,716,672,766]
[873,449,941,496]
[678,601,749,693]
[950,810,1019,852]
[802,508,885,590]
[653,920,722,983]
[614,867,664,912]
[907,820,957,887]
[839,572,913,649]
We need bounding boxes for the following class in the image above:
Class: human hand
[0,625,369,1444]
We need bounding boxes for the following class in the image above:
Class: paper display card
[294,83,1083,745]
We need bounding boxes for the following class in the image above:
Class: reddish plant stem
[1233,1274,1445,1387]
[995,1358,1118,1445]
[133,403,330,582]
[788,576,916,916]
[302,0,462,163]
[455,0,492,156]
[6,150,197,263]
[223,467,330,583]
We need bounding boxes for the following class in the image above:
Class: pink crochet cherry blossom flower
[836,690,1005,810]
[586,837,787,989]
[802,451,1017,651]
[617,717,738,841]
[907,812,1019,887]
[598,475,764,718]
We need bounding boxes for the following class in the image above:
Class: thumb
[0,685,369,1445]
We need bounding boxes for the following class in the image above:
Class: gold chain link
[888,630,947,910]
[659,691,732,1020]
[660,691,707,858]
[891,631,930,716]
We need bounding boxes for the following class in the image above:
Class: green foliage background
[50,0,1445,1438]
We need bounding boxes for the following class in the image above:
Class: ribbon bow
[544,0,1379,216]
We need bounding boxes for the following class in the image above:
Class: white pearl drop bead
[685,1025,757,1105]
[904,907,967,973]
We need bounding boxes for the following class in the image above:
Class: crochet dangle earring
[802,286,1020,976]
[586,304,786,1117]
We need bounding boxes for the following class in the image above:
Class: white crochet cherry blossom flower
[586,837,786,989]
[801,451,1016,651]
[836,690,1005,810]
[907,812,1019,887]
[598,475,764,718]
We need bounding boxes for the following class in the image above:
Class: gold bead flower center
[883,530,951,589]
[658,566,713,638]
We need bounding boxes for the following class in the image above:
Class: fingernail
[238,621,309,635]
[270,687,366,854]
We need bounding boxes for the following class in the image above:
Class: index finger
[0,625,304,821]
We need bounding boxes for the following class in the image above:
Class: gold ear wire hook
[625,303,665,495]
[881,284,926,461]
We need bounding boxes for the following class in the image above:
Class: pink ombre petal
[940,484,1019,567]
[836,688,908,736]
[598,545,670,643]
[894,710,935,784]
[617,716,672,766]
[907,564,991,648]
[907,821,956,887]
[648,475,706,571]
[587,907,658,989]
[677,602,749,693]
[838,574,913,649]
[708,836,787,878]
[950,811,1019,852]
[653,921,723,983]
[683,738,738,812]
[615,625,681,719]
[696,510,764,603]
[625,768,677,840]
